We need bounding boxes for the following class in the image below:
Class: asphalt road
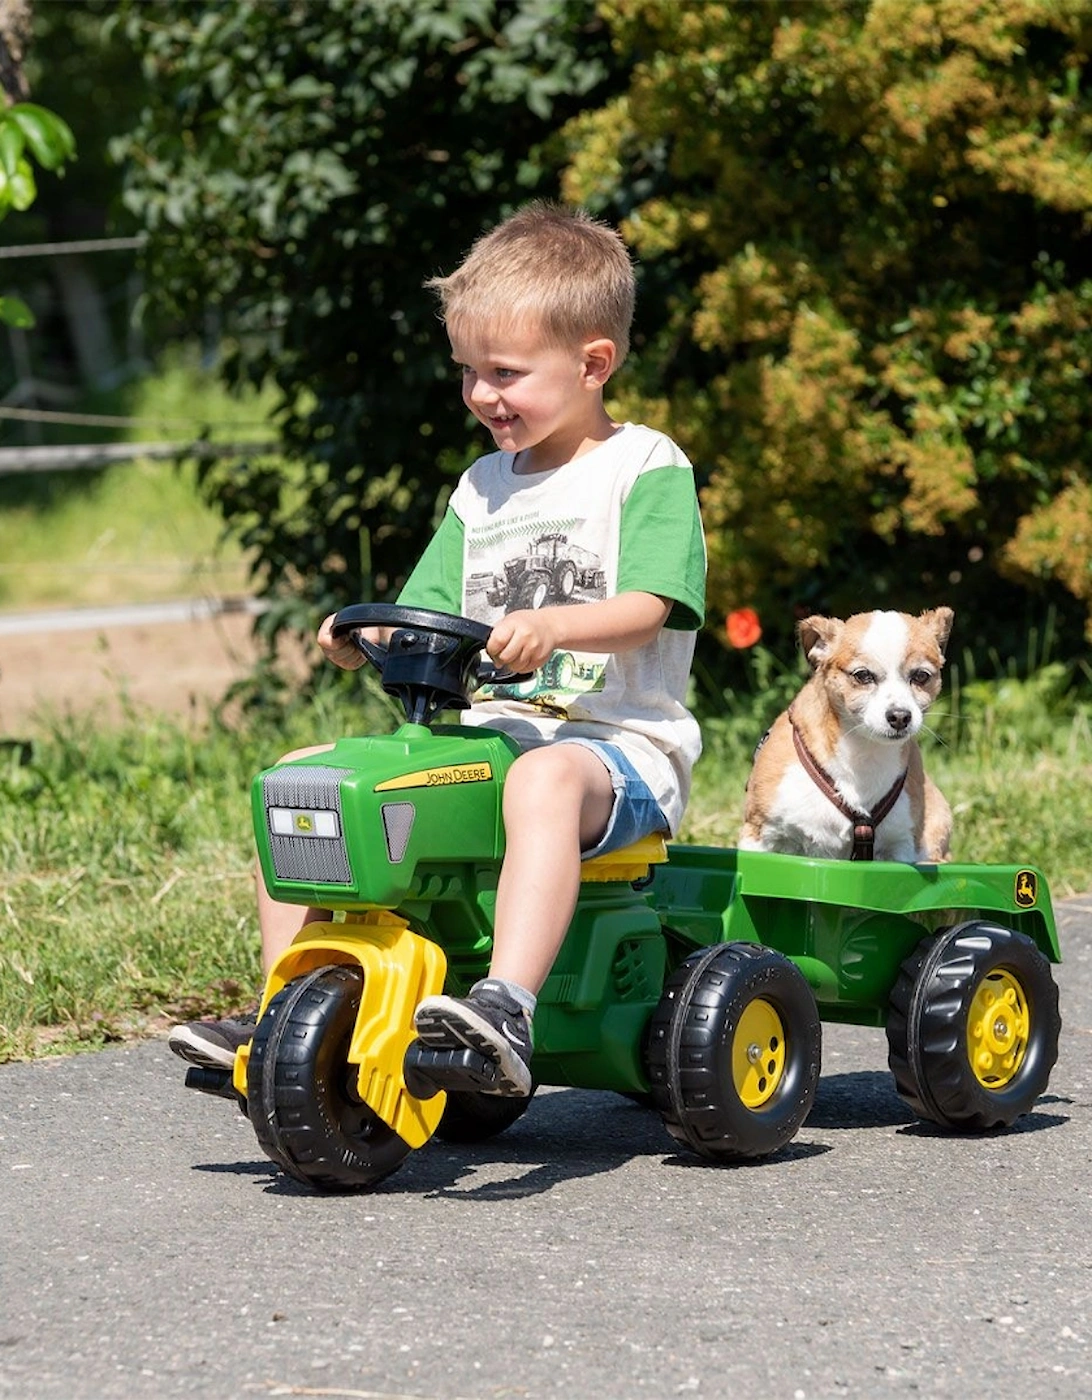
[1,899,1089,1400]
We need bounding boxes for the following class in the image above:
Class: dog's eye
[849,668,877,686]
[909,668,934,687]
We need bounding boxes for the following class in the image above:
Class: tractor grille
[262,765,353,884]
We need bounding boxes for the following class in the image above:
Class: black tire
[247,964,413,1191]
[645,943,822,1162]
[542,652,575,690]
[886,921,1061,1131]
[434,1087,535,1144]
[517,576,550,610]
[554,563,576,598]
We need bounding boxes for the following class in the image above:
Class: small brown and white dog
[739,608,954,862]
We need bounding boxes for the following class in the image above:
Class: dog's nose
[887,706,912,732]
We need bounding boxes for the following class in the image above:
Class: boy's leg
[412,743,618,1096]
[491,743,615,991]
[168,744,335,1071]
[256,868,332,974]
[168,882,333,1071]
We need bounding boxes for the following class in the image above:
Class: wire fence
[0,439,276,475]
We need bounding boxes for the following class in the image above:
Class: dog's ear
[920,606,955,659]
[798,616,841,669]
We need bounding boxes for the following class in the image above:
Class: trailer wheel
[886,921,1060,1130]
[434,1088,535,1143]
[645,943,821,1161]
[247,964,413,1191]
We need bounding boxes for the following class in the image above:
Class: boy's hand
[486,609,561,674]
[317,613,389,670]
[486,593,672,675]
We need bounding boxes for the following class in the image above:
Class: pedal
[403,1040,501,1098]
[184,1064,240,1102]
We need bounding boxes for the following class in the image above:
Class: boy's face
[449,320,614,472]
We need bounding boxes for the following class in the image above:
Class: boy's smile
[449,321,617,474]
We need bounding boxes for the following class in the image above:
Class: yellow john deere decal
[1014,870,1038,908]
[375,762,493,793]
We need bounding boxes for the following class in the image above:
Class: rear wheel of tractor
[247,964,413,1191]
[434,1087,536,1143]
[645,943,821,1161]
[886,921,1060,1130]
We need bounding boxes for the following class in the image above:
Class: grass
[0,351,274,609]
[0,679,382,1061]
[2,667,1089,1062]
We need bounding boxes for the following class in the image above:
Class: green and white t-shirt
[399,422,706,834]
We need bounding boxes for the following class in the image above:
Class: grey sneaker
[167,1010,257,1071]
[413,980,533,1097]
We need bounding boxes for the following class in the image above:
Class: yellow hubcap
[732,998,786,1108]
[967,969,1030,1089]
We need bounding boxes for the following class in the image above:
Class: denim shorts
[554,738,670,860]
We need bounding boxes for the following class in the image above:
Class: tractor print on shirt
[485,532,607,613]
[463,532,609,709]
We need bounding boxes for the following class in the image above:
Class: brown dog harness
[788,709,907,860]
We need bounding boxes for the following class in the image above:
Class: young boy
[169,202,705,1097]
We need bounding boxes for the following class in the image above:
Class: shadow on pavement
[191,1087,839,1200]
[896,1108,1069,1138]
[807,1069,914,1129]
[187,1072,1070,1201]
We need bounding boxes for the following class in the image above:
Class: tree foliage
[22,0,143,241]
[113,0,620,633]
[0,0,76,330]
[563,0,1092,650]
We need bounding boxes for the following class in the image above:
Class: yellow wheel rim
[732,998,786,1109]
[967,969,1030,1089]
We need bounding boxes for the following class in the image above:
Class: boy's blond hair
[425,202,636,365]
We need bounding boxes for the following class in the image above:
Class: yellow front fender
[234,911,448,1149]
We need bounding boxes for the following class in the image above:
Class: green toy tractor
[184,605,1062,1192]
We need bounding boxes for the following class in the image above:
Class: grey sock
[475,977,537,1020]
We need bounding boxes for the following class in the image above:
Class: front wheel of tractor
[247,964,413,1191]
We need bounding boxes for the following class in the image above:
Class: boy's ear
[581,338,617,388]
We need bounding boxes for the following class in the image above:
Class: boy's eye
[456,365,516,380]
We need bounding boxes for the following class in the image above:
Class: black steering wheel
[330,603,531,726]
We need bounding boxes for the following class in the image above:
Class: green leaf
[9,103,77,170]
[0,158,37,213]
[0,119,25,178]
[9,160,37,211]
[0,295,36,328]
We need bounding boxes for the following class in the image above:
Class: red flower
[726,607,762,648]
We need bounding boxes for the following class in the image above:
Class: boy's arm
[486,593,671,674]
[487,457,705,673]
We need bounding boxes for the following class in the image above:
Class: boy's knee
[504,745,602,814]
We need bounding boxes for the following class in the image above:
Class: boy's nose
[468,378,498,406]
